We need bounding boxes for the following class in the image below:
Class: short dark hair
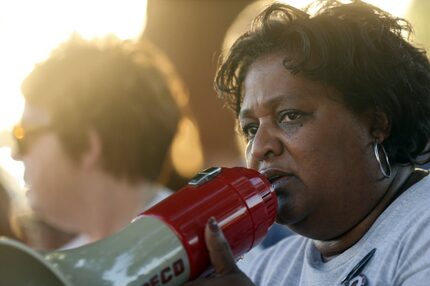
[215,0,430,165]
[22,35,181,182]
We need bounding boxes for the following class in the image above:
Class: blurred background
[0,0,428,214]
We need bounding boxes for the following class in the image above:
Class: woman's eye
[279,110,303,123]
[241,124,258,140]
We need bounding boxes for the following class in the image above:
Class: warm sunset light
[0,0,148,192]
[280,0,412,16]
[0,0,148,136]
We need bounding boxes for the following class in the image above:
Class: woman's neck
[313,165,414,260]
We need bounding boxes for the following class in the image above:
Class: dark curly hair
[215,0,430,165]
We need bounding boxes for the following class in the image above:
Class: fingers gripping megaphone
[0,167,277,285]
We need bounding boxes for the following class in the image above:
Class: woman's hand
[183,217,255,286]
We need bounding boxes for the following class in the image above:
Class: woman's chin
[275,208,306,227]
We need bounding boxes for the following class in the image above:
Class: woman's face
[241,52,383,240]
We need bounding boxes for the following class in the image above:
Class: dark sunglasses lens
[13,126,27,156]
[13,125,52,156]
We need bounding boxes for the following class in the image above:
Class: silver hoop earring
[373,143,391,178]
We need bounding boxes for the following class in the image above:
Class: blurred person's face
[240,52,385,240]
[13,103,87,232]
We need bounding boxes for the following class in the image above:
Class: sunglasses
[12,124,53,156]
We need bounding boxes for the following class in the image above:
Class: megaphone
[0,167,276,285]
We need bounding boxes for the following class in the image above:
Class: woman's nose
[246,124,282,167]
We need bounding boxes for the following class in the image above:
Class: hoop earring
[373,143,391,178]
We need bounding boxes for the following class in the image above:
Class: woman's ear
[371,110,391,143]
[81,130,102,170]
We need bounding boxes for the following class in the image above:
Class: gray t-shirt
[243,175,430,286]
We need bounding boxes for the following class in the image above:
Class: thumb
[205,217,239,275]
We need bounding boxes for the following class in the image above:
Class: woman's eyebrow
[239,94,302,120]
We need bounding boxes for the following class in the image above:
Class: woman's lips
[260,169,293,184]
[271,176,290,187]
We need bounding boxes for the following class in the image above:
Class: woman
[186,1,430,285]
